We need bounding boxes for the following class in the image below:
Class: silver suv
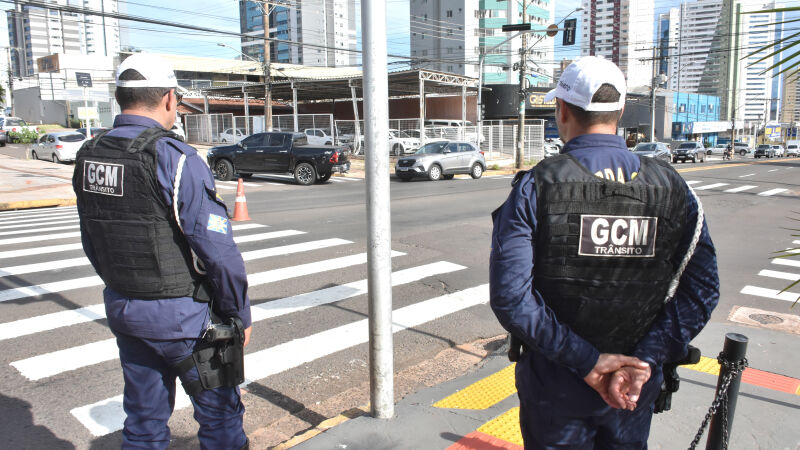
[395,141,486,181]
[673,142,706,163]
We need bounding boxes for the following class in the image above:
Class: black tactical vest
[532,154,687,354]
[73,127,209,300]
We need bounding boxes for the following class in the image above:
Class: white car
[171,122,186,141]
[31,131,87,163]
[388,129,422,156]
[304,128,334,146]
[219,128,245,144]
[771,145,785,157]
[708,144,728,155]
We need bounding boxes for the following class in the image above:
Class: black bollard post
[706,333,748,450]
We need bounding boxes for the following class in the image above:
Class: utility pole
[262,3,272,131]
[650,47,658,142]
[515,0,528,169]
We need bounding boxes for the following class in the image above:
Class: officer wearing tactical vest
[73,53,252,449]
[490,56,719,449]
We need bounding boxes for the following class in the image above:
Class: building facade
[7,0,120,77]
[409,0,554,86]
[239,0,357,67]
[781,73,800,124]
[580,0,654,88]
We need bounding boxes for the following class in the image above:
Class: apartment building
[580,0,654,88]
[780,73,800,123]
[7,0,120,77]
[409,0,554,86]
[239,0,357,67]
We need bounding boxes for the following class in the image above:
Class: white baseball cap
[544,56,627,112]
[115,53,177,88]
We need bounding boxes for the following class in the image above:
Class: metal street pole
[361,0,393,419]
[262,6,272,132]
[650,47,658,142]
[515,0,528,169]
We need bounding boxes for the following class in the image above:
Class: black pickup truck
[207,132,351,185]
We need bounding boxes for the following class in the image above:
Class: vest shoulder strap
[126,127,181,154]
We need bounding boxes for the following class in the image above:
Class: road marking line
[758,188,788,197]
[724,185,757,193]
[233,229,305,243]
[434,364,516,410]
[70,284,488,436]
[231,223,266,231]
[758,269,800,281]
[0,219,78,230]
[0,214,77,226]
[216,185,235,190]
[0,231,81,246]
[10,261,466,379]
[241,238,351,261]
[217,181,259,187]
[0,224,79,236]
[0,243,84,260]
[793,240,800,246]
[769,169,779,172]
[0,260,464,344]
[0,257,89,278]
[685,180,703,185]
[773,258,800,268]
[0,206,76,217]
[250,175,283,185]
[740,285,799,302]
[694,183,729,191]
[247,251,404,285]
[739,173,756,178]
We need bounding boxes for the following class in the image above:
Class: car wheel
[692,155,696,163]
[739,150,746,156]
[52,153,61,164]
[443,174,455,180]
[214,159,234,181]
[294,162,316,186]
[392,144,402,156]
[238,172,253,179]
[317,172,332,183]
[672,158,677,163]
[470,162,483,179]
[31,150,38,160]
[427,164,442,181]
[707,150,712,155]
[0,140,5,147]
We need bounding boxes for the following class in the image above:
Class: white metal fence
[481,120,545,161]
[185,113,334,144]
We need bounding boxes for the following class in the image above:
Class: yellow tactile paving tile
[682,356,721,376]
[477,407,524,447]
[434,363,517,410]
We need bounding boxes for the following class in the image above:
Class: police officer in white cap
[73,53,252,449]
[490,56,719,448]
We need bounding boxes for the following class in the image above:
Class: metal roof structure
[200,69,479,103]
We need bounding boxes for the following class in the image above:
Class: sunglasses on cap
[163,88,183,104]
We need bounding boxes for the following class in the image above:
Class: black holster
[174,317,245,396]
[507,333,526,362]
[654,345,700,414]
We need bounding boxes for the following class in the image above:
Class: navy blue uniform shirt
[79,114,252,339]
[490,133,719,414]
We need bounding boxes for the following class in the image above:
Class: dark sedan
[632,142,671,163]
[672,142,706,163]
[754,144,775,158]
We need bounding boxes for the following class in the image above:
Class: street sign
[77,107,99,120]
[64,89,108,102]
[562,19,577,45]
[502,23,531,32]
[546,24,559,38]
[75,72,93,88]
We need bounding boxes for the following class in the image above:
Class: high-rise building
[780,73,800,123]
[7,0,120,77]
[409,0,554,86]
[239,0,357,67]
[665,0,723,93]
[580,0,654,88]
[656,9,679,85]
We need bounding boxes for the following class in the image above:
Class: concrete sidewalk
[280,321,800,449]
[0,153,77,211]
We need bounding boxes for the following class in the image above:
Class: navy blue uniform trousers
[114,331,247,449]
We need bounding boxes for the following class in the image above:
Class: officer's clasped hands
[583,353,652,410]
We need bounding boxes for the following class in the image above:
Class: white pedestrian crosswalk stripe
[740,285,799,302]
[694,183,729,190]
[0,242,84,260]
[758,188,788,197]
[739,173,755,178]
[758,269,800,281]
[773,258,800,268]
[724,185,756,193]
[0,231,82,246]
[0,216,78,228]
[0,224,79,236]
[70,283,489,436]
[685,180,703,185]
[0,206,76,217]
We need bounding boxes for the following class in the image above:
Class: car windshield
[391,130,413,139]
[757,145,770,149]
[5,118,24,126]
[416,142,448,154]
[678,143,696,149]
[633,144,656,152]
[58,134,85,142]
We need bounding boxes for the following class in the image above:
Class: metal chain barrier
[688,354,748,450]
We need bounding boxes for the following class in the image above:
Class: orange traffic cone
[232,178,251,221]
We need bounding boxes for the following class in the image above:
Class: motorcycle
[723,147,733,161]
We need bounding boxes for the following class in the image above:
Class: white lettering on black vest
[579,215,657,257]
[83,160,124,197]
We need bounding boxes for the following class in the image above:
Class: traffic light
[480,103,486,120]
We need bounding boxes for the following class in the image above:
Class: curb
[0,198,76,212]
[271,406,369,449]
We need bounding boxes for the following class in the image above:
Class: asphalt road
[0,154,797,448]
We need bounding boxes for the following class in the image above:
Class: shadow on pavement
[0,392,73,449]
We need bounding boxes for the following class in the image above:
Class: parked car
[672,142,706,163]
[424,119,485,144]
[543,142,560,158]
[787,141,799,156]
[30,131,87,163]
[709,144,728,155]
[207,132,350,185]
[171,122,186,141]
[219,128,246,144]
[732,142,752,156]
[632,142,671,163]
[1,117,39,142]
[303,128,334,146]
[76,127,110,138]
[0,129,6,147]
[771,144,784,157]
[754,144,775,158]
[388,129,421,156]
[395,140,485,181]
